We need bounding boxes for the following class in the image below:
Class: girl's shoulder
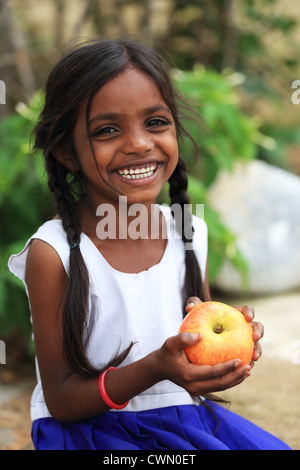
[8,219,69,286]
[31,218,69,252]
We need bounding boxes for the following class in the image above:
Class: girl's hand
[153,332,251,396]
[233,304,263,366]
[185,297,264,367]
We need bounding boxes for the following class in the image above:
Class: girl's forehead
[88,68,170,116]
[95,68,162,98]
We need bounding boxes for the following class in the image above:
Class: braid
[168,156,204,309]
[46,156,80,245]
[46,154,96,375]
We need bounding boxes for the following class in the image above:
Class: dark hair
[33,38,206,378]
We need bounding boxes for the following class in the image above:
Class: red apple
[179,301,254,366]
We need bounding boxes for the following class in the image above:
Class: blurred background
[0,0,299,450]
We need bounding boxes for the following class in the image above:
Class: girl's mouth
[116,163,158,180]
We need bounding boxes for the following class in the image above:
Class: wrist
[98,354,162,407]
[98,367,129,409]
[145,349,165,383]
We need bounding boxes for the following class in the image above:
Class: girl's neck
[77,195,166,242]
[77,195,168,274]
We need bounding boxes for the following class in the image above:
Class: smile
[116,163,157,180]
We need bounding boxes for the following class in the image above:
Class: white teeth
[117,164,157,180]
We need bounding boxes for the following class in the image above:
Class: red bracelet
[98,367,129,410]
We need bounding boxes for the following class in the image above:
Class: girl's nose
[122,131,153,156]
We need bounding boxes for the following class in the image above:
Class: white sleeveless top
[8,205,208,421]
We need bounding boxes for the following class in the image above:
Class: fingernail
[185,302,195,311]
[182,332,200,340]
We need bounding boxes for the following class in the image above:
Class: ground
[219,356,299,449]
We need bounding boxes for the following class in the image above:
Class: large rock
[207,160,300,294]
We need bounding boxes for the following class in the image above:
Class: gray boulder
[207,160,300,294]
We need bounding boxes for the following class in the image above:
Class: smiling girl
[8,39,290,450]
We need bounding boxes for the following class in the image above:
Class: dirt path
[219,356,299,449]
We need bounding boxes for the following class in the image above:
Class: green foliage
[174,66,260,182]
[0,92,54,341]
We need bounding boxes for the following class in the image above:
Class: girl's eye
[92,126,117,137]
[146,117,170,128]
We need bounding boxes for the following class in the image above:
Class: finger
[190,364,251,395]
[252,340,262,361]
[252,321,264,342]
[185,296,202,312]
[189,358,242,382]
[164,333,202,354]
[234,304,255,322]
[178,332,202,347]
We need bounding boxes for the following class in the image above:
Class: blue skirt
[31,403,291,450]
[32,403,290,450]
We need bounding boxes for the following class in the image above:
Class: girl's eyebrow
[143,104,173,116]
[89,104,172,125]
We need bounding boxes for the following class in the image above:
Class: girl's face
[72,67,179,207]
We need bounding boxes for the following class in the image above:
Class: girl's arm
[26,241,252,423]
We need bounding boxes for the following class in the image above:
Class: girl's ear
[52,144,78,173]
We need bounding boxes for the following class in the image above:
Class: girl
[9,39,290,450]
